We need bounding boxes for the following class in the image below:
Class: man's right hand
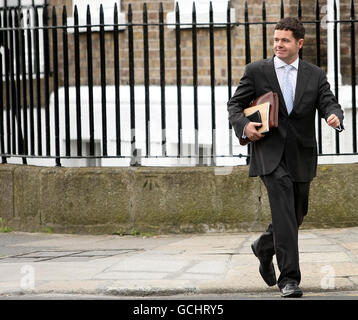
[244,122,264,142]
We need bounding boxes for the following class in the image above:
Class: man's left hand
[326,114,341,129]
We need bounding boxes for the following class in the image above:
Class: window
[166,0,235,28]
[0,0,43,7]
[67,0,126,32]
[0,0,45,78]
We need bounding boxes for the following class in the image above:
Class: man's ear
[298,38,304,49]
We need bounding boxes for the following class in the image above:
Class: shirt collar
[274,56,299,70]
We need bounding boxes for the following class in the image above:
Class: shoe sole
[251,243,277,287]
[281,290,303,298]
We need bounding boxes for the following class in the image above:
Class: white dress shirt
[274,55,299,103]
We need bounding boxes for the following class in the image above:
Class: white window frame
[0,0,45,8]
[166,0,235,29]
[0,0,45,79]
[67,0,126,33]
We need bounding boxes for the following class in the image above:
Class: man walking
[227,17,344,297]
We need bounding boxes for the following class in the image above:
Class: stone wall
[0,163,357,235]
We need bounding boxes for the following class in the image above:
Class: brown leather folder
[239,91,279,146]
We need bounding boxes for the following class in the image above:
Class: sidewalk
[1,227,358,298]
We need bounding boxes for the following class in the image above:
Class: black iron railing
[0,0,357,167]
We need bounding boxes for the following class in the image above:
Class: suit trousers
[257,159,311,289]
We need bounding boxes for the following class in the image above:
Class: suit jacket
[227,56,344,182]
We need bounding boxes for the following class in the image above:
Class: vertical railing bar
[34,7,42,156]
[27,9,35,156]
[244,1,251,164]
[175,2,182,158]
[43,5,50,156]
[315,0,322,154]
[15,9,25,161]
[62,5,70,157]
[209,1,216,165]
[0,49,4,162]
[192,2,198,161]
[128,4,136,165]
[333,0,340,154]
[244,2,251,65]
[297,0,302,20]
[0,8,3,159]
[0,10,7,161]
[0,13,3,160]
[350,0,357,153]
[86,5,95,157]
[226,1,233,157]
[143,3,150,157]
[74,5,82,156]
[280,0,284,19]
[113,3,121,156]
[20,8,29,162]
[298,0,302,58]
[11,9,22,155]
[99,4,107,157]
[3,9,11,157]
[262,0,267,59]
[10,10,17,155]
[52,6,60,166]
[159,2,166,157]
[14,10,20,156]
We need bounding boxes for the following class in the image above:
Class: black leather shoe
[251,240,276,286]
[280,282,303,298]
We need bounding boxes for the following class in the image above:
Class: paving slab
[1,228,358,297]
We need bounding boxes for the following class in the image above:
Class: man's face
[273,29,304,64]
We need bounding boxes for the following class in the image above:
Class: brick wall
[45,0,358,88]
[339,0,358,84]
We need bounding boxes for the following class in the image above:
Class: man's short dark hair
[275,17,305,41]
